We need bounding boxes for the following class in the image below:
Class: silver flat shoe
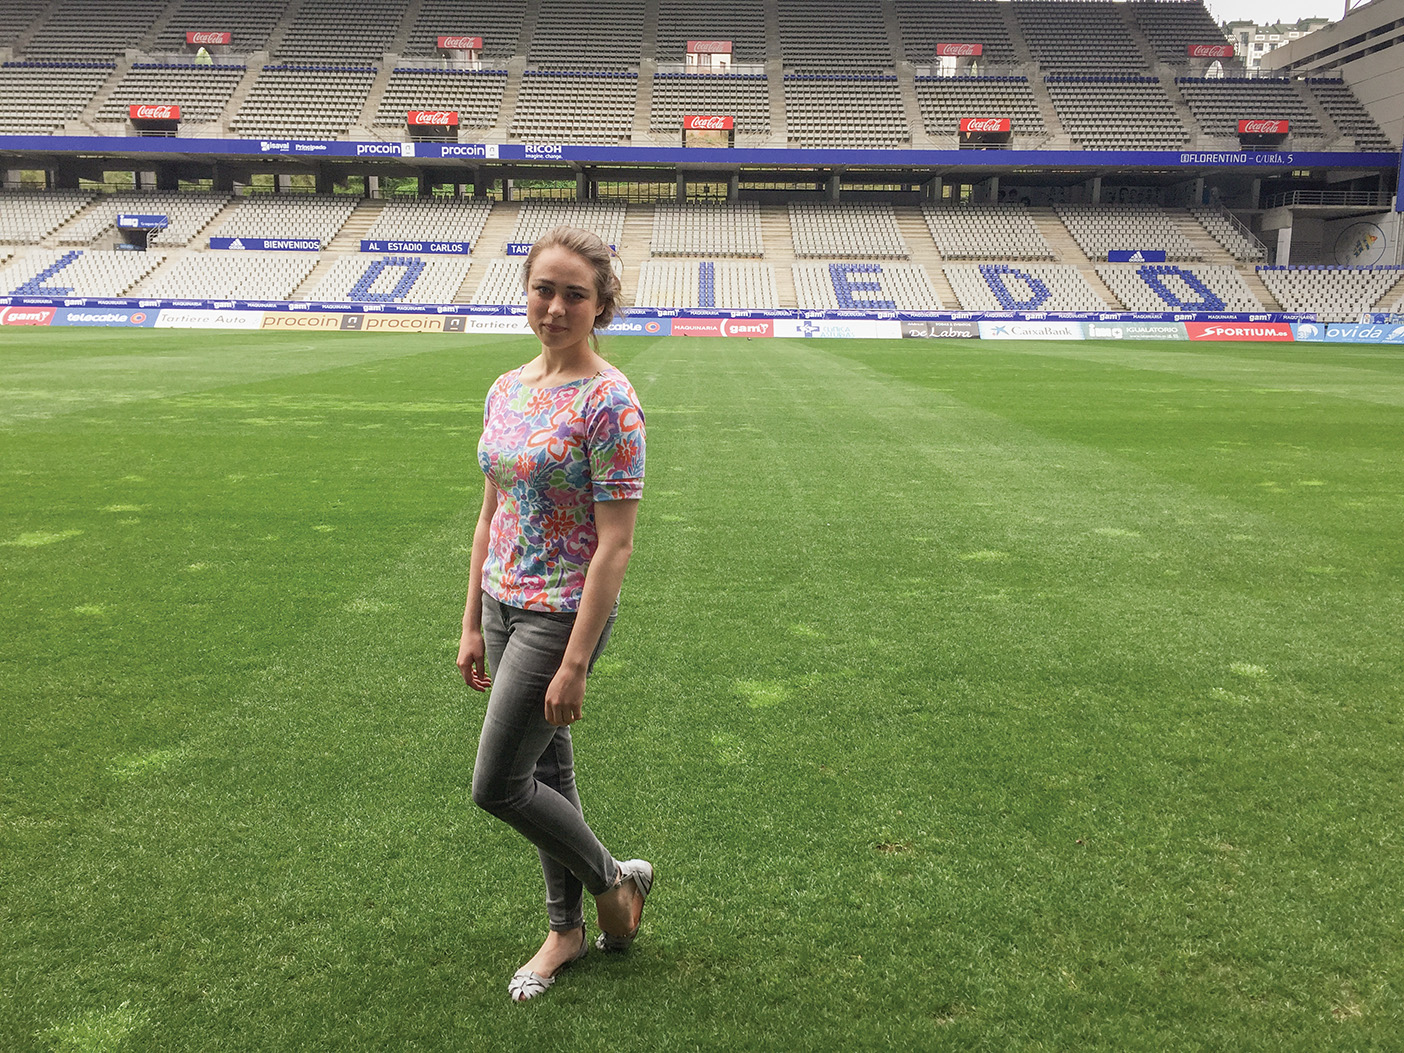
[508,926,587,1002]
[595,859,654,952]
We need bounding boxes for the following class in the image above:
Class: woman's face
[526,246,601,355]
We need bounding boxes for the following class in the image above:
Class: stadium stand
[789,203,908,258]
[470,258,530,305]
[58,191,231,247]
[510,71,638,144]
[148,0,286,55]
[1256,265,1401,322]
[95,64,247,127]
[21,0,166,62]
[651,204,764,257]
[894,0,1020,67]
[784,75,910,148]
[510,203,627,251]
[1189,206,1267,262]
[945,263,1107,310]
[1127,0,1230,67]
[230,65,378,139]
[211,195,357,248]
[1012,1,1148,73]
[364,199,494,247]
[650,74,770,139]
[1044,76,1189,150]
[655,0,769,62]
[1305,79,1395,151]
[922,204,1055,260]
[0,189,95,243]
[777,0,895,70]
[374,69,508,133]
[308,255,473,303]
[275,0,411,62]
[528,0,646,68]
[793,262,943,309]
[0,62,113,135]
[1176,77,1325,143]
[0,249,164,296]
[1095,263,1262,311]
[914,75,1047,146]
[0,0,50,51]
[402,0,529,59]
[635,260,779,308]
[1054,204,1201,261]
[139,253,320,301]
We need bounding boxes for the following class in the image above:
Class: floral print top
[478,365,645,612]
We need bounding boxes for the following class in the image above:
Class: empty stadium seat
[945,263,1107,311]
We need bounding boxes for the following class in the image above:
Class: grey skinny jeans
[471,594,620,932]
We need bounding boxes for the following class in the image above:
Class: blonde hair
[522,226,624,348]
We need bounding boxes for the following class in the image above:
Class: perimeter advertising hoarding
[0,306,56,325]
[1184,321,1295,341]
[1083,321,1187,340]
[0,133,1393,171]
[604,317,674,336]
[773,319,902,339]
[903,321,980,338]
[1292,322,1404,344]
[977,320,1084,340]
[155,309,264,329]
[52,308,158,327]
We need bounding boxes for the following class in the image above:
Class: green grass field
[3,328,1403,1051]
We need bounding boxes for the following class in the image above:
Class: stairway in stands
[757,204,797,308]
[892,208,957,309]
[460,201,520,301]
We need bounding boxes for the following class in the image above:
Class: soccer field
[3,328,1402,1050]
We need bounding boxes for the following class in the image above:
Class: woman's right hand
[458,626,491,691]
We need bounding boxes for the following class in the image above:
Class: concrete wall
[1263,0,1404,147]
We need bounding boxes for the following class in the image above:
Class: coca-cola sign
[186,31,231,45]
[408,110,460,126]
[1239,119,1289,134]
[686,40,733,54]
[937,43,983,57]
[960,117,1010,133]
[1188,43,1235,58]
[683,114,734,130]
[130,104,181,120]
[436,35,483,50]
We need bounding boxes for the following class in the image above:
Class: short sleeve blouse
[477,365,645,612]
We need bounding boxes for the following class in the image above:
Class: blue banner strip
[0,133,1395,171]
[360,239,469,254]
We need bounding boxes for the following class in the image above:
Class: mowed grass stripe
[3,332,1402,1050]
[0,329,494,425]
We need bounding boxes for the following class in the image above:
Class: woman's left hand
[544,661,588,726]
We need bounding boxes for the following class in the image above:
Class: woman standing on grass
[456,226,653,1003]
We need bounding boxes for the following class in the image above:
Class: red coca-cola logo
[686,40,733,54]
[1188,43,1235,58]
[683,114,734,130]
[960,117,1010,133]
[186,30,231,45]
[130,104,181,120]
[1239,119,1289,134]
[436,35,482,50]
[937,43,983,57]
[407,110,459,126]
